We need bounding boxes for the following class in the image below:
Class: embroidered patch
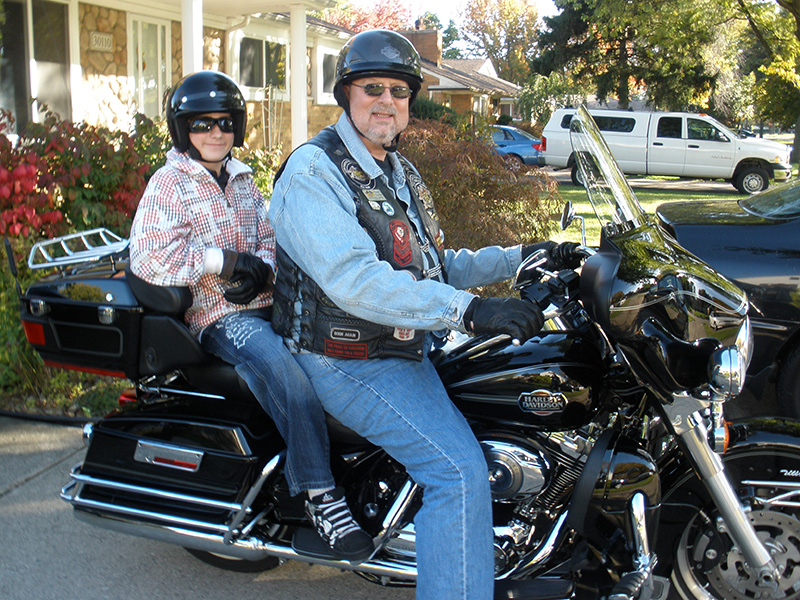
[341,159,373,189]
[406,169,438,218]
[390,220,412,266]
[330,327,361,342]
[381,201,395,216]
[393,327,415,341]
[324,339,368,359]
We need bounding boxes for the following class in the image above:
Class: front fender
[655,416,800,575]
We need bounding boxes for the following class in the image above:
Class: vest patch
[324,339,368,359]
[390,220,412,266]
[330,327,361,341]
[393,327,415,341]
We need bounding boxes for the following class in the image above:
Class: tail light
[541,136,547,152]
[533,142,542,151]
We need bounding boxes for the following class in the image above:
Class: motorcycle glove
[464,297,544,342]
[522,241,582,270]
[221,252,275,305]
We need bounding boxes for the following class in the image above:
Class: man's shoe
[305,487,374,562]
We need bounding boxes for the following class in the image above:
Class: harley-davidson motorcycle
[10,106,800,600]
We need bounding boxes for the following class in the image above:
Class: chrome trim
[134,440,203,472]
[71,509,418,581]
[499,511,569,579]
[742,480,800,509]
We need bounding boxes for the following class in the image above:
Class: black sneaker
[305,487,374,562]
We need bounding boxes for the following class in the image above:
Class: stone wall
[79,3,129,129]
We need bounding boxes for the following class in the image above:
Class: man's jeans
[202,310,334,496]
[295,352,494,600]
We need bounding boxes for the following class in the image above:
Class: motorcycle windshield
[569,105,646,242]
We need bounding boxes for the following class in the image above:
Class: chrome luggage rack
[28,228,129,270]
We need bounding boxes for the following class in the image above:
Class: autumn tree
[462,0,539,84]
[315,0,412,32]
[535,0,718,110]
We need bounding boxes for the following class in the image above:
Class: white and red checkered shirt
[130,148,275,337]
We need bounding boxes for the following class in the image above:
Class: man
[269,31,580,598]
[128,70,373,562]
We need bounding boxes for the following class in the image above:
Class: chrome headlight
[708,317,752,400]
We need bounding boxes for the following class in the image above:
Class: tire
[776,346,800,418]
[503,154,523,172]
[184,548,281,573]
[734,166,770,194]
[662,444,800,599]
[570,163,584,186]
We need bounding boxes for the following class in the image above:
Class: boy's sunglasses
[188,116,235,133]
[351,83,412,99]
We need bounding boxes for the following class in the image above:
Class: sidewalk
[0,416,413,600]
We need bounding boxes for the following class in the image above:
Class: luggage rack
[28,228,129,270]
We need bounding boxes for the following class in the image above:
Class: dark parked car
[656,178,800,415]
[490,125,543,170]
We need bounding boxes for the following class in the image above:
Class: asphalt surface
[0,416,414,600]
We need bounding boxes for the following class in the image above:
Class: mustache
[370,105,398,116]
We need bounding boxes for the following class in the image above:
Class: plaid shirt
[130,148,275,337]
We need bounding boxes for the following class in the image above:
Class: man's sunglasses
[188,116,236,133]
[351,83,412,99]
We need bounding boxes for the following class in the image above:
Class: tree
[443,20,463,59]
[535,0,718,110]
[315,0,412,32]
[462,0,540,84]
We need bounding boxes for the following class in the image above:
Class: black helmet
[334,30,423,109]
[166,71,247,151]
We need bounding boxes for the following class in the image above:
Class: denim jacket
[268,113,522,345]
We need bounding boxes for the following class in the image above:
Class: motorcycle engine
[480,435,550,502]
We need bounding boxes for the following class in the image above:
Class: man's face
[345,77,410,159]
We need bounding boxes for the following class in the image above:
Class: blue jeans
[295,351,493,600]
[201,310,334,496]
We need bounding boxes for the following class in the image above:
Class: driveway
[0,416,414,600]
[541,166,740,193]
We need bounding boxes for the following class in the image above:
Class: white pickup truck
[541,108,792,193]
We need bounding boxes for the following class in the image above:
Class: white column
[182,0,204,75]
[289,4,308,149]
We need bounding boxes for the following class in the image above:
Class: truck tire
[570,163,585,187]
[734,166,769,194]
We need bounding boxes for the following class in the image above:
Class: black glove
[463,297,544,342]
[522,241,582,270]
[220,251,274,305]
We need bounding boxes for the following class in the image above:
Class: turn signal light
[22,320,45,346]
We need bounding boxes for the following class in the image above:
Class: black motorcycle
[11,106,800,600]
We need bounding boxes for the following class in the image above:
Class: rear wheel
[570,163,585,186]
[503,154,523,172]
[734,166,770,194]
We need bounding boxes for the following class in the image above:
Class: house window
[239,37,286,90]
[129,15,170,119]
[0,0,71,134]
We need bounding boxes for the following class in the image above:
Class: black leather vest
[272,127,445,361]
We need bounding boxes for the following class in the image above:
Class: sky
[409,0,560,27]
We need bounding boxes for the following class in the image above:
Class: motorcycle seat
[125,266,193,316]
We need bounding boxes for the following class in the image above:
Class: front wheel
[734,166,770,194]
[661,437,800,599]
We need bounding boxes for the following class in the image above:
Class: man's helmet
[334,30,423,110]
[166,71,247,151]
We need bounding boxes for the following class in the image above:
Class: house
[0,0,351,150]
[400,29,520,122]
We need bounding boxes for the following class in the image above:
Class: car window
[687,118,729,142]
[740,179,800,219]
[656,117,681,139]
[511,128,538,141]
[492,130,508,142]
[559,114,634,133]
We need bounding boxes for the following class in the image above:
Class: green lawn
[547,180,740,245]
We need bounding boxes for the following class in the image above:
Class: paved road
[0,416,414,600]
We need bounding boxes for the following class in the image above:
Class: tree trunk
[792,113,800,165]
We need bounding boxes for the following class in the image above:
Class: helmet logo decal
[341,159,374,189]
[382,46,401,61]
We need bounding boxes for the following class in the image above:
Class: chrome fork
[663,395,780,591]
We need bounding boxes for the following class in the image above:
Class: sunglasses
[351,83,412,99]
[188,116,235,134]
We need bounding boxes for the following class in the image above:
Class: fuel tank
[436,329,605,430]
